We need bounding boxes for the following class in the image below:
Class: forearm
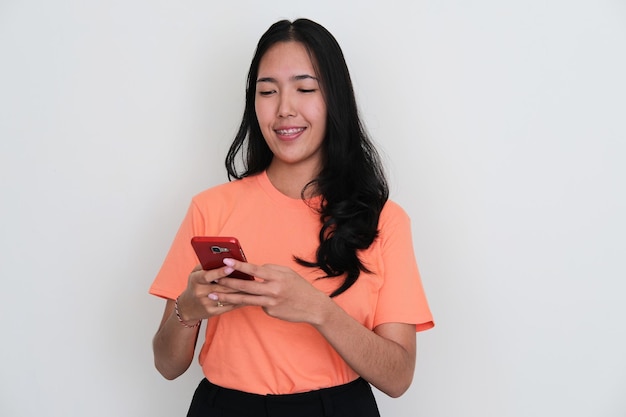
[312,301,416,398]
[211,261,417,396]
[152,299,200,380]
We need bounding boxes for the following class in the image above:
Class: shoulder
[377,199,413,241]
[191,175,260,205]
[380,199,411,225]
[186,175,263,226]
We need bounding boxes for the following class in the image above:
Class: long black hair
[225,18,389,297]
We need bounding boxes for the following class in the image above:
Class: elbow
[385,357,416,398]
[153,342,190,380]
[385,383,411,399]
[380,373,413,398]
[157,366,179,381]
[152,334,192,380]
[386,387,408,398]
[154,358,186,381]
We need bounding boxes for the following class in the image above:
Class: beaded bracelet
[174,297,201,328]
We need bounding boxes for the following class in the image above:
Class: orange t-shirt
[150,171,433,394]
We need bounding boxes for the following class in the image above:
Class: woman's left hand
[209,258,332,325]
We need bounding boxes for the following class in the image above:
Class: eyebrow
[256,74,319,83]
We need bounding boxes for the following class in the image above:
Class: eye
[298,88,317,93]
[258,90,276,96]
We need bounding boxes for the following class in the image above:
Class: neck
[266,161,320,199]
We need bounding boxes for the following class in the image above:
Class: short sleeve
[373,202,434,332]
[149,200,205,300]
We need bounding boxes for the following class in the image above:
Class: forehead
[258,41,317,77]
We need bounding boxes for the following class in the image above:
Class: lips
[274,126,306,141]
[275,127,305,135]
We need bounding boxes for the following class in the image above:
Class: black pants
[187,378,381,417]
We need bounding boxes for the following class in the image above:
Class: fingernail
[224,267,234,275]
[208,293,218,300]
[223,258,235,267]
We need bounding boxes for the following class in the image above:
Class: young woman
[150,18,433,417]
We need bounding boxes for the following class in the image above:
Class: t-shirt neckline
[256,171,322,210]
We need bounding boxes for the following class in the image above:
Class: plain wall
[1,1,625,416]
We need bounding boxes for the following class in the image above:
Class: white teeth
[276,128,304,135]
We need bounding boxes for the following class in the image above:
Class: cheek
[314,103,327,129]
[254,100,270,125]
[254,103,274,142]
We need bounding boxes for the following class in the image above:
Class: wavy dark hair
[225,18,389,297]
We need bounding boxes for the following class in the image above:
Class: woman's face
[255,41,327,175]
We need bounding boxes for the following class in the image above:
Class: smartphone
[190,236,254,280]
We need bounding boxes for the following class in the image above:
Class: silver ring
[216,301,224,307]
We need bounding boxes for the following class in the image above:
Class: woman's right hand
[153,264,247,380]
[175,264,244,323]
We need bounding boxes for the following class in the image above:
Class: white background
[1,1,625,416]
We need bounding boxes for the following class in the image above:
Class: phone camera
[211,246,230,254]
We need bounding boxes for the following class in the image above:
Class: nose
[277,91,296,118]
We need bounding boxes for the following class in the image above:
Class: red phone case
[190,236,254,280]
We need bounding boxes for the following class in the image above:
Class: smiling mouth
[275,127,305,136]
